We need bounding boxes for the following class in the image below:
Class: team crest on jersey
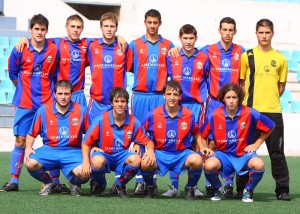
[240,122,246,129]
[46,55,53,63]
[72,118,79,126]
[59,126,69,135]
[140,49,144,54]
[71,50,80,58]
[161,47,167,55]
[94,48,99,54]
[167,130,176,138]
[271,60,277,67]
[180,122,187,130]
[117,49,123,56]
[264,65,270,72]
[222,59,230,67]
[218,124,222,129]
[234,53,240,60]
[227,130,236,138]
[157,122,162,128]
[212,52,217,58]
[126,131,132,139]
[104,55,113,63]
[196,61,202,69]
[149,54,158,63]
[81,46,87,52]
[175,61,179,66]
[26,56,31,62]
[183,67,192,76]
[34,64,42,71]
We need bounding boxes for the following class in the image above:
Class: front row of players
[22,80,274,202]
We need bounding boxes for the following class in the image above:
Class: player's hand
[244,144,259,153]
[91,147,103,153]
[15,37,29,52]
[24,148,35,165]
[168,47,180,57]
[116,35,127,52]
[132,144,141,156]
[142,149,156,166]
[201,148,214,157]
[81,162,91,177]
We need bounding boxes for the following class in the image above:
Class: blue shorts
[91,150,136,174]
[88,98,112,122]
[13,107,37,137]
[214,151,259,177]
[131,91,164,121]
[29,146,83,180]
[72,90,87,109]
[155,149,196,176]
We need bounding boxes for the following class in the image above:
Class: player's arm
[24,134,36,165]
[115,35,127,52]
[15,37,29,52]
[168,47,180,57]
[81,143,92,176]
[194,134,214,157]
[278,82,286,97]
[142,140,156,166]
[240,79,245,94]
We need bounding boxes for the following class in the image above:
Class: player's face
[163,87,182,109]
[144,16,161,36]
[219,23,236,44]
[111,96,127,116]
[30,24,48,43]
[256,26,274,48]
[55,87,72,108]
[101,19,118,42]
[180,33,197,53]
[223,90,239,112]
[66,20,83,42]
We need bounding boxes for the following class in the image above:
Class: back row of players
[0,8,290,202]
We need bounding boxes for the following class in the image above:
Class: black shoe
[223,184,234,198]
[90,180,106,197]
[204,185,214,198]
[144,186,154,199]
[235,190,243,199]
[133,182,145,195]
[109,182,118,194]
[51,184,70,194]
[116,185,128,198]
[0,182,19,192]
[153,183,158,196]
[185,187,195,200]
[277,192,291,201]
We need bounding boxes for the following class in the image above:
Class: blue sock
[187,169,202,188]
[10,146,25,184]
[169,171,179,189]
[135,170,144,183]
[205,171,222,189]
[50,169,60,185]
[117,164,139,186]
[28,168,52,184]
[114,172,120,182]
[141,170,154,187]
[91,166,107,187]
[223,173,234,185]
[245,169,265,191]
[69,175,87,185]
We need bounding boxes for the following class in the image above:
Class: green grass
[0,153,299,214]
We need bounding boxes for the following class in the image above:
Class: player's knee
[25,159,41,172]
[249,157,264,171]
[141,159,153,171]
[126,154,141,167]
[91,156,106,170]
[15,136,26,147]
[188,154,202,168]
[204,157,220,172]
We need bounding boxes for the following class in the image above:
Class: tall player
[200,83,274,202]
[164,24,209,197]
[24,80,90,196]
[125,9,174,195]
[0,14,59,192]
[200,17,245,198]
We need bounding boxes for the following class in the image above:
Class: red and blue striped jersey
[83,110,150,154]
[200,105,275,156]
[88,38,127,104]
[142,105,200,152]
[50,37,90,92]
[167,48,210,103]
[28,101,90,148]
[201,42,245,98]
[126,35,174,92]
[8,39,59,109]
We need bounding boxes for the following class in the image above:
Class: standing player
[141,81,212,200]
[125,9,174,194]
[201,17,245,198]
[81,88,155,198]
[24,80,90,196]
[0,14,59,192]
[164,24,209,197]
[239,19,291,201]
[200,83,274,202]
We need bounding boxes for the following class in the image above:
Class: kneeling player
[200,83,274,202]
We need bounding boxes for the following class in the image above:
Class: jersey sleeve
[252,109,275,133]
[278,56,288,83]
[8,49,21,81]
[126,41,135,73]
[28,107,43,137]
[200,117,212,139]
[82,119,100,147]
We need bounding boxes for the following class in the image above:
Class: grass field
[0,153,299,214]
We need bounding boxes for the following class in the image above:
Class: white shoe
[39,183,53,196]
[162,185,180,197]
[193,186,204,198]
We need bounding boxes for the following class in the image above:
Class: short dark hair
[217,83,244,106]
[54,80,73,93]
[145,9,161,22]
[30,14,49,29]
[163,80,183,95]
[219,17,236,30]
[109,87,129,103]
[179,24,197,37]
[66,14,84,27]
[256,19,274,32]
[100,12,118,27]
